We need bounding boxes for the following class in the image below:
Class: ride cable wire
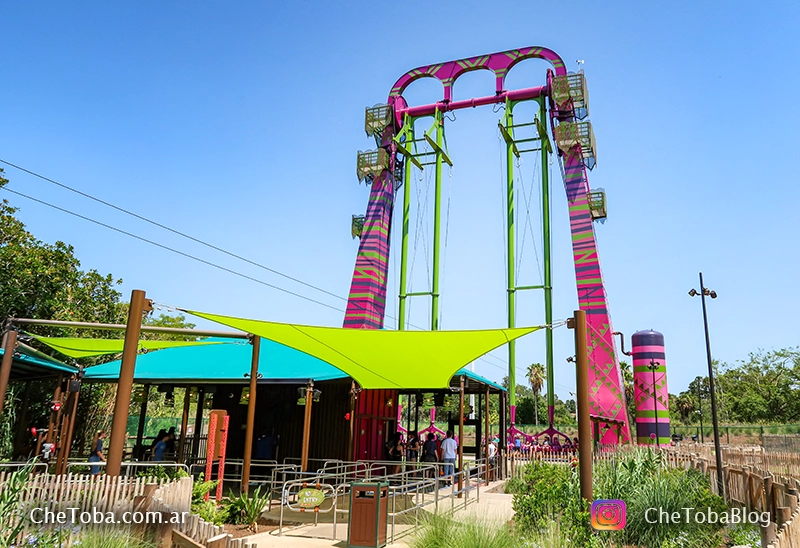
[1,185,351,315]
[0,158,351,308]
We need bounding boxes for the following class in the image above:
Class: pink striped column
[632,330,670,446]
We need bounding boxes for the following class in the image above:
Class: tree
[526,363,546,426]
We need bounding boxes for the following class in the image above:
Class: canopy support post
[55,385,80,475]
[241,335,260,493]
[107,289,150,477]
[191,387,205,461]
[458,375,464,497]
[301,381,314,472]
[484,387,490,481]
[0,329,18,421]
[135,384,150,459]
[178,387,191,463]
[46,374,63,445]
[570,309,593,502]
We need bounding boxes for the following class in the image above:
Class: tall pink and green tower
[343,46,631,444]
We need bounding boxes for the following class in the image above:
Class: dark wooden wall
[210,379,351,464]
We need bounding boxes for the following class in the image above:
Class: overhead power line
[1,186,347,314]
[0,158,350,306]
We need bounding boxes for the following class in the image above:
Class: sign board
[297,488,325,509]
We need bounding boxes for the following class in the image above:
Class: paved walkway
[246,481,514,548]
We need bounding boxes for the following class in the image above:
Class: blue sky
[2,1,797,402]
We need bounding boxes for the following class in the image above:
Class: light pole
[689,272,724,497]
[647,359,660,447]
[696,380,704,444]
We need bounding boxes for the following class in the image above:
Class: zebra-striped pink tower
[632,330,670,445]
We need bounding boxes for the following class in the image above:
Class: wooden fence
[0,472,168,544]
[149,477,253,548]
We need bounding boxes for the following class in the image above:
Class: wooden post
[484,387,490,481]
[135,384,150,459]
[178,387,191,463]
[499,390,507,479]
[241,335,260,493]
[45,374,63,445]
[571,310,593,502]
[301,382,314,471]
[56,388,80,475]
[458,376,464,497]
[0,329,18,420]
[107,289,150,476]
[191,387,205,460]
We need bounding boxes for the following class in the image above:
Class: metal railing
[276,457,490,543]
[65,460,190,476]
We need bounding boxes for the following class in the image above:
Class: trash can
[347,481,389,548]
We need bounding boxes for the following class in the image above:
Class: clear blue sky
[2,1,797,401]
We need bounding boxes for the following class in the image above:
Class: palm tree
[526,363,546,426]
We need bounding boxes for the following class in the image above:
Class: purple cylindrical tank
[632,330,670,446]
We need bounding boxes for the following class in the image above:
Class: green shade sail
[30,335,225,359]
[183,310,540,389]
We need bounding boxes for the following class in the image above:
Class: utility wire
[0,159,350,306]
[1,186,348,314]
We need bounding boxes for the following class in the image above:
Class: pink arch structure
[343,46,630,444]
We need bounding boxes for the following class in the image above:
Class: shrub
[192,499,229,526]
[78,529,156,547]
[225,487,270,532]
[410,513,518,548]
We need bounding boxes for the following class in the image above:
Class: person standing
[440,430,458,482]
[88,430,106,476]
[152,432,170,462]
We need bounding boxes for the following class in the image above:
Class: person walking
[88,430,106,476]
[152,431,170,462]
[440,430,458,483]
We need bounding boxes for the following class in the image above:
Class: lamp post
[689,272,724,497]
[647,359,660,447]
[697,381,704,444]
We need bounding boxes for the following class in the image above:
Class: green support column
[539,97,555,424]
[431,109,444,331]
[397,119,414,331]
[504,103,517,417]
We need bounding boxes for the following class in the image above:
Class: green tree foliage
[669,349,800,426]
[526,362,545,426]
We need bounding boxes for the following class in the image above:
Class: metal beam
[9,318,249,339]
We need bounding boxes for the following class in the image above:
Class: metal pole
[458,376,464,497]
[698,384,704,443]
[650,360,660,447]
[504,103,517,421]
[241,336,260,493]
[539,97,555,426]
[0,329,18,420]
[9,317,247,339]
[107,289,149,476]
[135,384,150,460]
[699,272,725,496]
[573,310,593,502]
[398,121,414,331]
[431,110,444,331]
[301,381,314,471]
[178,386,191,463]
